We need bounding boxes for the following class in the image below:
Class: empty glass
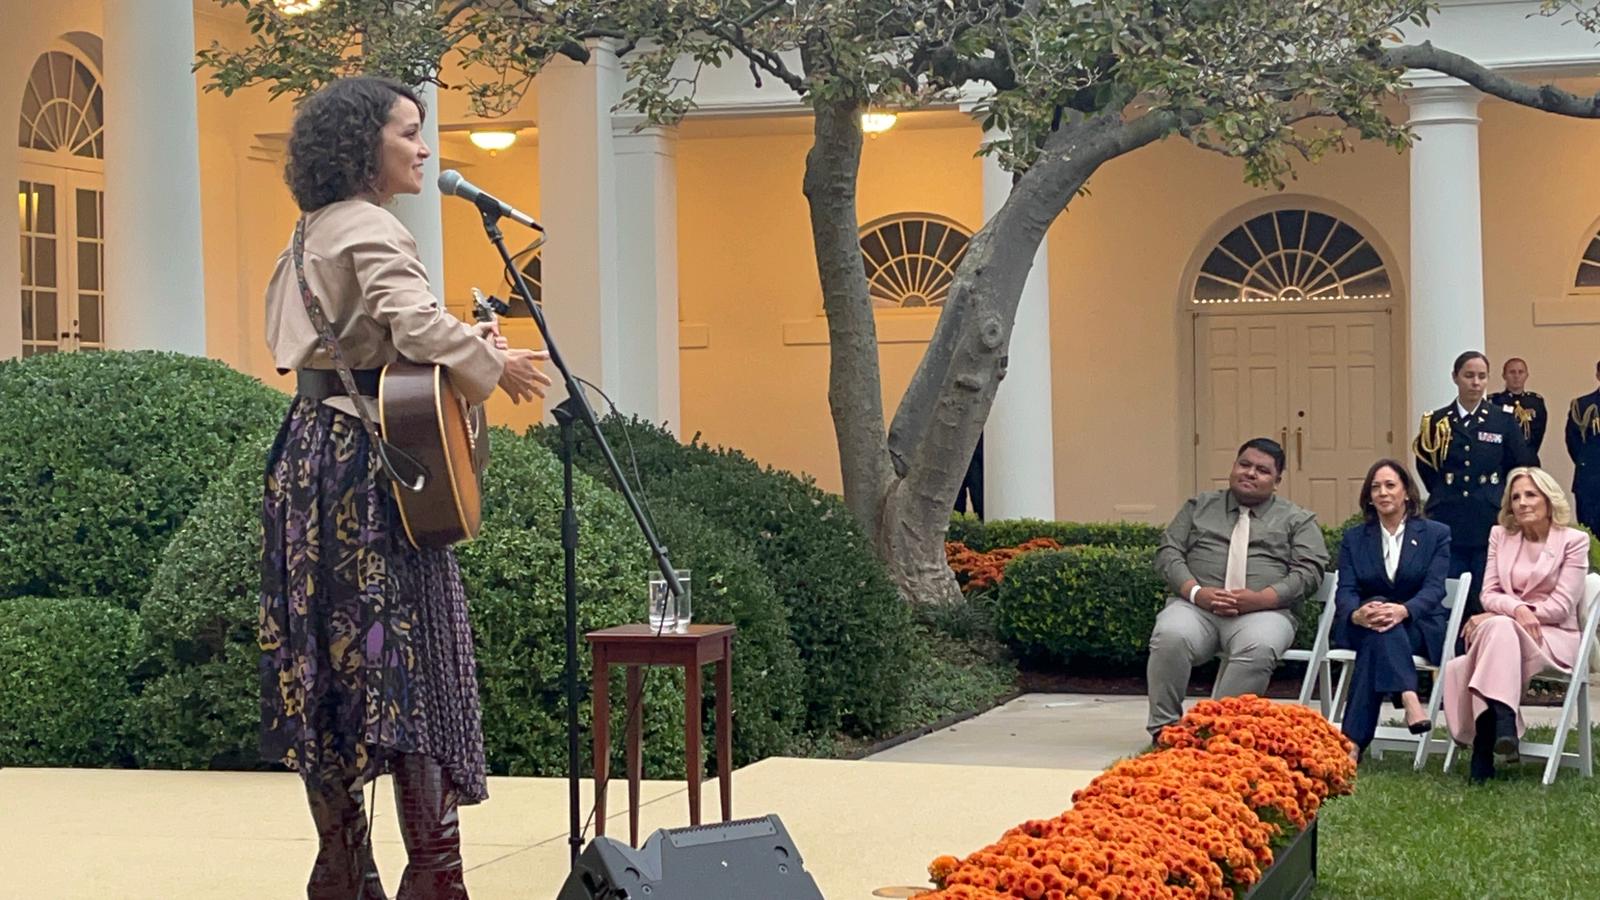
[647,569,692,633]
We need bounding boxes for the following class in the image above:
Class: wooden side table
[586,623,736,846]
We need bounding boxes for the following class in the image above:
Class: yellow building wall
[170,51,1600,524]
[1044,124,1411,523]
[676,118,983,491]
[1480,98,1600,496]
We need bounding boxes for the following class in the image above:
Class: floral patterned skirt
[259,396,488,804]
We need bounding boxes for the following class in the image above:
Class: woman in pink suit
[1443,466,1589,782]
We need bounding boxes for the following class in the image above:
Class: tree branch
[708,21,806,93]
[1379,41,1600,116]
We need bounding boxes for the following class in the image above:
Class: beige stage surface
[0,757,1099,899]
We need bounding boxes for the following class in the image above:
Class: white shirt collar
[1457,399,1482,420]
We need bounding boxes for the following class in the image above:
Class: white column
[536,43,623,413]
[613,118,680,431]
[390,81,445,296]
[102,0,206,355]
[1405,82,1485,430]
[980,132,1057,519]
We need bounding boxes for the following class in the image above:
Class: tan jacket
[265,199,506,415]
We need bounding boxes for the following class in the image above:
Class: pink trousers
[1443,615,1576,745]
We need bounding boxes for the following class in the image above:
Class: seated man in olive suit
[1147,437,1329,739]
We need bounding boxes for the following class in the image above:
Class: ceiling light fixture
[469,130,518,153]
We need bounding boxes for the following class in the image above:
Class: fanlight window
[1575,229,1600,288]
[858,213,972,309]
[18,51,104,159]
[1193,209,1390,305]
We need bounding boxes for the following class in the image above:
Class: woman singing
[260,76,549,898]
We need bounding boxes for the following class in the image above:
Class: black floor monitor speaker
[556,814,825,900]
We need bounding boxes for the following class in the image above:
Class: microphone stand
[471,196,684,867]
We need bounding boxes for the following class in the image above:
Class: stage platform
[2,757,1100,899]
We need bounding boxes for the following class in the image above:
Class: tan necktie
[1224,509,1251,591]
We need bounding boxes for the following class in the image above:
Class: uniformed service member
[1414,350,1537,616]
[1566,360,1600,534]
[1487,356,1547,461]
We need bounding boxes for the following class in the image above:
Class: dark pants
[1577,488,1600,536]
[954,434,984,520]
[1449,543,1488,618]
[1339,620,1427,751]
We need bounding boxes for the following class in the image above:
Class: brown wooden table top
[584,623,737,644]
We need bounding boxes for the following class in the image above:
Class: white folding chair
[1445,572,1600,784]
[1284,573,1338,716]
[1210,572,1337,707]
[1315,576,1470,766]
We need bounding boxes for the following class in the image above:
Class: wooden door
[1286,312,1392,524]
[1193,315,1291,492]
[1195,310,1393,523]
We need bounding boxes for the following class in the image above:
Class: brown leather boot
[305,775,387,900]
[393,754,469,900]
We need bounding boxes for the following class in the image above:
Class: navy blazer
[1332,517,1453,664]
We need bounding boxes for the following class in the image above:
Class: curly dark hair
[284,76,426,212]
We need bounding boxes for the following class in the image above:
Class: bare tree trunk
[801,97,895,546]
[797,84,1171,604]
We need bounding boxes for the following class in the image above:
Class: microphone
[438,169,543,231]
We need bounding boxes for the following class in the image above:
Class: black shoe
[1469,708,1497,784]
[1408,719,1433,735]
[1488,700,1520,766]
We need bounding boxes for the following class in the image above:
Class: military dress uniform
[1566,388,1600,533]
[1414,401,1537,616]
[1488,389,1548,460]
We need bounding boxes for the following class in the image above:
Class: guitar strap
[292,216,428,493]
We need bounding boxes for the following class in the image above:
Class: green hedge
[130,435,274,768]
[952,513,1352,564]
[534,416,915,738]
[0,598,138,766]
[642,502,807,767]
[0,352,286,606]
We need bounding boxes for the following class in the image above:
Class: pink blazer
[1480,524,1590,670]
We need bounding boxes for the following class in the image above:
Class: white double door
[18,160,106,356]
[1194,310,1393,524]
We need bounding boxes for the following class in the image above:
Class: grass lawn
[1316,726,1600,899]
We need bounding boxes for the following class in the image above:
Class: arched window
[858,213,972,309]
[19,50,104,160]
[1574,228,1600,288]
[1193,209,1390,305]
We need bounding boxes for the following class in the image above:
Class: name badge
[1478,431,1502,444]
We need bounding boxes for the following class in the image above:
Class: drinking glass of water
[647,569,692,633]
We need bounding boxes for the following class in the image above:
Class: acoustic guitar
[377,289,501,549]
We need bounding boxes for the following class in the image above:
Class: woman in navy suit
[1333,458,1453,761]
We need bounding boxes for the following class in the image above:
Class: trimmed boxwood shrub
[642,502,807,767]
[996,546,1168,670]
[0,597,138,766]
[0,351,286,606]
[534,416,915,738]
[136,424,703,778]
[464,428,691,778]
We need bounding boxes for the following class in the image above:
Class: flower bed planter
[1243,819,1317,900]
[916,695,1352,899]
